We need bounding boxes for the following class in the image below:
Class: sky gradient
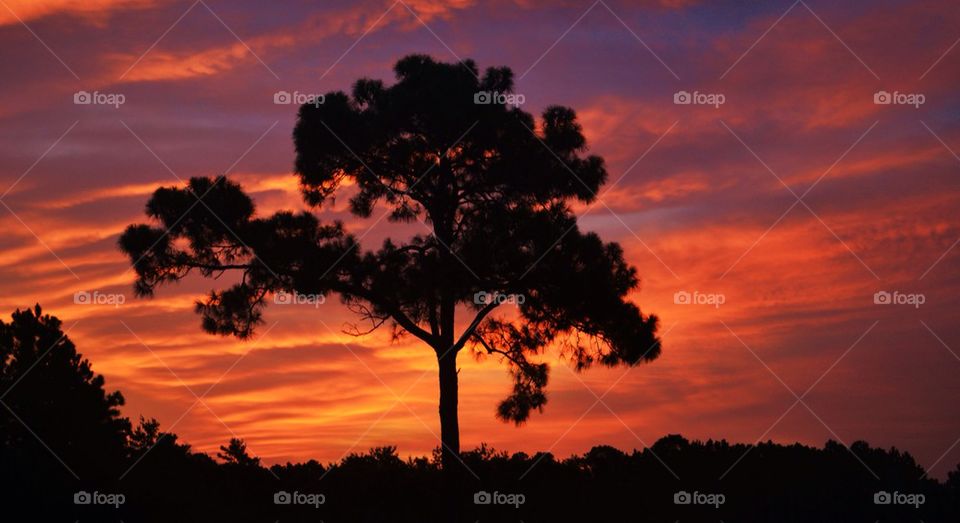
[1,0,959,478]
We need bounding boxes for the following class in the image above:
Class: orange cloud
[2,0,960,475]
[115,0,482,83]
[0,0,158,26]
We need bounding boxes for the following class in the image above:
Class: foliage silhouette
[0,305,129,466]
[218,437,261,468]
[0,306,957,522]
[118,54,661,480]
[0,305,130,519]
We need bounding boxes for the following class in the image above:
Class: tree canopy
[119,55,660,427]
[0,305,129,476]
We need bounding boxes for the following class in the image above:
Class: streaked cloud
[1,0,958,478]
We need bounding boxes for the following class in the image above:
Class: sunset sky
[1,0,959,479]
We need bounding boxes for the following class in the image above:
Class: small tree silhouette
[218,438,260,467]
[0,305,130,478]
[119,55,661,478]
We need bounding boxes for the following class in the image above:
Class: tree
[119,54,661,477]
[218,438,261,467]
[0,305,130,481]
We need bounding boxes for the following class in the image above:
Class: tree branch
[452,302,499,353]
[330,282,436,346]
[473,332,525,368]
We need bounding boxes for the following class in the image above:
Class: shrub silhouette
[0,305,130,519]
[0,307,957,522]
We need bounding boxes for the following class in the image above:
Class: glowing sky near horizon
[1,0,959,479]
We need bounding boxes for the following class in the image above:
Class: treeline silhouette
[1,305,958,522]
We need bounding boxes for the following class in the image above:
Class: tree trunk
[437,348,460,467]
[436,210,461,520]
[437,347,461,521]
